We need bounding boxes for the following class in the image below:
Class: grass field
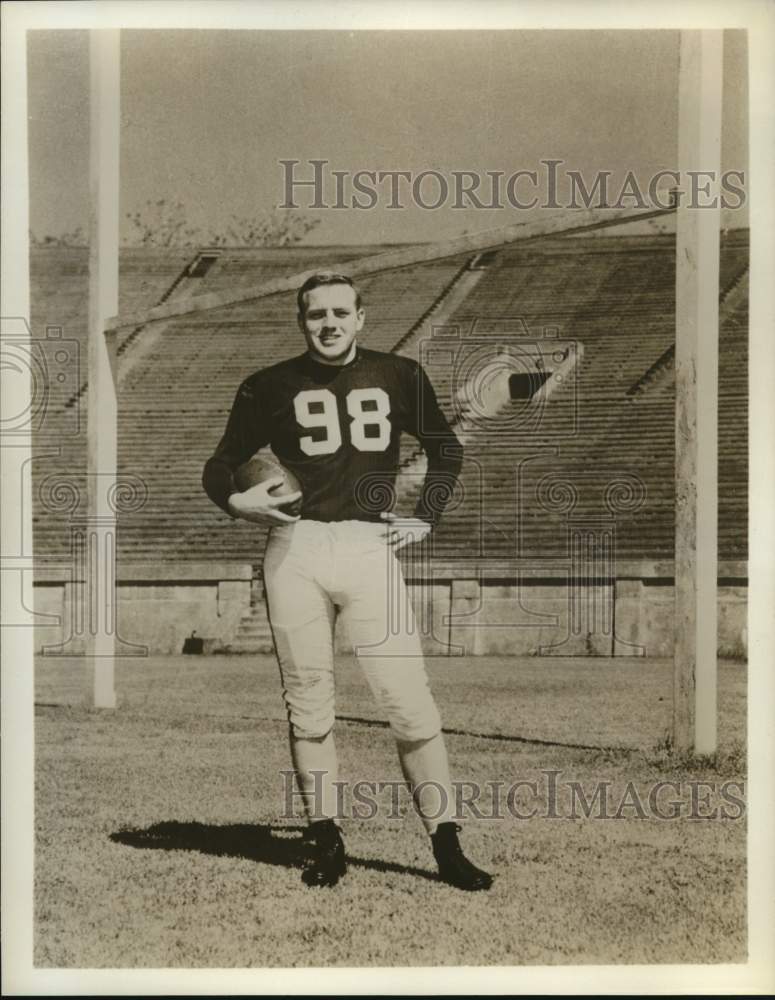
[35,653,747,968]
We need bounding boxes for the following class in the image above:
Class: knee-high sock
[290,731,340,823]
[396,732,455,834]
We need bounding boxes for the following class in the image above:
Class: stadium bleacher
[30,231,748,571]
[417,232,748,562]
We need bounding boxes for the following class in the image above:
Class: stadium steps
[626,263,749,400]
[390,258,487,359]
[222,603,275,654]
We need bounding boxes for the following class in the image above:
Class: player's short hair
[296,272,362,315]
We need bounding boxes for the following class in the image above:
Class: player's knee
[391,721,441,742]
[387,703,442,743]
[289,720,334,741]
[369,670,442,742]
[282,671,335,739]
[286,692,335,737]
[394,731,443,752]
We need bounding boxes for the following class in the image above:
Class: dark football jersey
[203,346,463,524]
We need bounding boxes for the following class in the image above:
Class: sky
[26,29,748,245]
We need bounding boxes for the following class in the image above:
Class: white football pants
[262,519,442,742]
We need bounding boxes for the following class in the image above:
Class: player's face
[298,284,365,365]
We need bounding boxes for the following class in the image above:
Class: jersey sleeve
[202,379,270,516]
[405,361,464,526]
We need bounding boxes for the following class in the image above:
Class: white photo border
[2,1,773,995]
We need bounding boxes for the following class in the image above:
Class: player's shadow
[109,821,439,882]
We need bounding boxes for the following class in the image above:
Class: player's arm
[202,380,299,525]
[409,361,464,526]
[203,380,266,515]
[382,361,463,548]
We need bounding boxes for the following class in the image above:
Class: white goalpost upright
[674,29,723,755]
[87,29,120,708]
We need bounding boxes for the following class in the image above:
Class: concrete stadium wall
[33,560,747,659]
[33,563,252,657]
[434,576,747,660]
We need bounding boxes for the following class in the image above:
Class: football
[234,453,303,516]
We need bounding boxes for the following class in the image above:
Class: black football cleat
[301,819,347,888]
[431,822,494,891]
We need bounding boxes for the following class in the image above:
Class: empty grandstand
[30,230,748,658]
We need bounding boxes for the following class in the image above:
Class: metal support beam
[673,30,723,754]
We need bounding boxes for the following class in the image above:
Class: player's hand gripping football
[379,511,432,550]
[227,477,302,526]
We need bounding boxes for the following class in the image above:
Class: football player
[203,272,493,891]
